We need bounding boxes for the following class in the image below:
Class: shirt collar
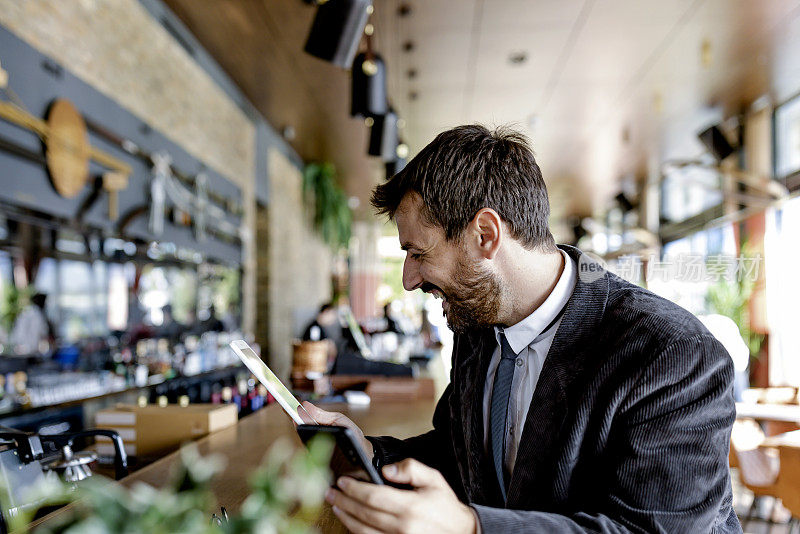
[494,249,577,354]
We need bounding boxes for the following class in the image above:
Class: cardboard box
[94,403,238,457]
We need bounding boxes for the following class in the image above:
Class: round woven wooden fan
[45,99,90,198]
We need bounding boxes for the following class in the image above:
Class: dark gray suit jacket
[368,245,741,533]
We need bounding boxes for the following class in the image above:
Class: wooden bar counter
[32,399,438,531]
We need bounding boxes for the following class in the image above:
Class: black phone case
[296,424,384,485]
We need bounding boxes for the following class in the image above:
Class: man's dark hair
[371,124,555,250]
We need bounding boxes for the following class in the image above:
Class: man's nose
[402,257,423,292]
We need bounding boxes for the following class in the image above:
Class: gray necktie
[489,332,517,501]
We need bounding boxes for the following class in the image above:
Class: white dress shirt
[482,249,577,476]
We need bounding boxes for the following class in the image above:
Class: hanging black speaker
[368,111,398,161]
[304,0,372,68]
[698,125,735,162]
[352,52,388,117]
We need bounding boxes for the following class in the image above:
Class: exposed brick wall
[0,0,254,189]
[261,148,332,380]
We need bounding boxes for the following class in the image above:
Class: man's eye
[410,252,423,260]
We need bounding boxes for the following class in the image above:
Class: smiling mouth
[422,283,447,302]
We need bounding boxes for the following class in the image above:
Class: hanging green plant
[302,163,352,250]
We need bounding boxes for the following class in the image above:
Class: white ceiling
[372,0,800,222]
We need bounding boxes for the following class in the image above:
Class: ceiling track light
[304,0,373,68]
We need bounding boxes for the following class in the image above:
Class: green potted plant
[302,163,352,251]
[705,245,764,359]
[1,284,33,334]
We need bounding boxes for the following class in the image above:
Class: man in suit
[303,125,740,533]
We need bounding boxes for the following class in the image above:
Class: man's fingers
[382,458,444,488]
[300,401,327,421]
[337,476,411,512]
[331,504,384,534]
[297,403,316,424]
[299,402,373,461]
[327,488,398,532]
[301,402,344,425]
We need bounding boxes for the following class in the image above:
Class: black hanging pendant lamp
[304,0,373,68]
[351,31,388,117]
[368,110,398,161]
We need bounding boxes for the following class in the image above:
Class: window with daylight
[55,260,108,340]
[765,195,800,386]
[775,92,800,181]
[660,165,723,223]
[647,224,737,315]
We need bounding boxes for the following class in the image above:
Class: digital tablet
[296,424,383,485]
[229,339,317,425]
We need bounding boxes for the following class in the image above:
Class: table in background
[736,402,800,437]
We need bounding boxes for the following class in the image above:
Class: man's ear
[469,208,502,260]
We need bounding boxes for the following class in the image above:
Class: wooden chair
[773,446,800,533]
[731,419,782,531]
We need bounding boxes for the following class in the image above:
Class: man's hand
[325,458,478,534]
[300,401,373,462]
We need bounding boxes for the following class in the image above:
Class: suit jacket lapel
[455,327,502,506]
[506,245,609,509]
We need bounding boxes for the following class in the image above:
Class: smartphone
[296,424,384,486]
[229,340,317,425]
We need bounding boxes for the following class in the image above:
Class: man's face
[395,193,501,334]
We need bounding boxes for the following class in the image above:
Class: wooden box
[94,403,238,457]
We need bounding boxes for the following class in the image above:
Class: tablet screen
[230,340,316,425]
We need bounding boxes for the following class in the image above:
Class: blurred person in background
[10,292,52,355]
[303,301,412,377]
[382,302,403,335]
[221,303,239,332]
[302,302,343,371]
[199,304,224,333]
[157,304,184,341]
[302,302,341,343]
[123,297,153,345]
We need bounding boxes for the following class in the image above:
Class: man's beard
[440,256,501,334]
